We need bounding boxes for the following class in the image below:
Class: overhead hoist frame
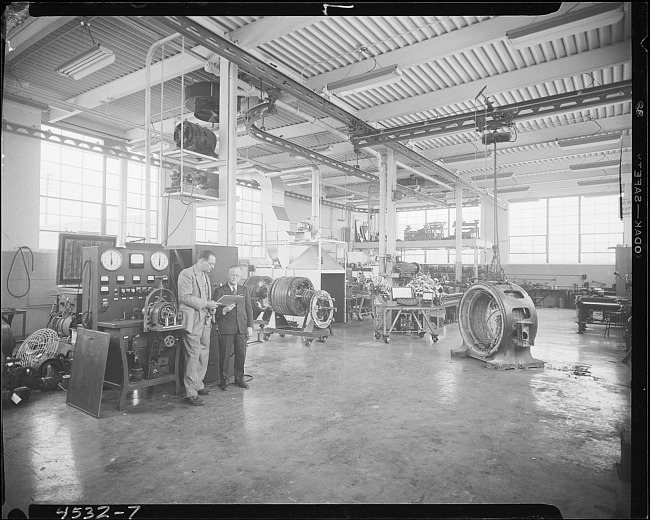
[149,16,487,203]
[349,81,632,147]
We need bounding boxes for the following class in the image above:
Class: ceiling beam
[4,16,76,63]
[53,17,321,124]
[228,16,326,49]
[424,115,632,164]
[304,7,578,92]
[356,42,631,123]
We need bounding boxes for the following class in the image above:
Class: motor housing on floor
[452,281,543,369]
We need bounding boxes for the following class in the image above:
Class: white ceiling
[3,4,635,208]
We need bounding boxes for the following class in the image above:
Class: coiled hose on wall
[6,246,34,298]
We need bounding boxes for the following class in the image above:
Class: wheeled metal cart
[259,308,331,346]
[347,292,373,321]
[372,302,440,344]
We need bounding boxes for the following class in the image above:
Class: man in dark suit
[177,250,218,406]
[214,265,254,391]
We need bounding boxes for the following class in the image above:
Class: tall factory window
[125,161,159,242]
[427,207,451,237]
[548,196,579,264]
[39,126,105,249]
[40,125,159,248]
[460,205,481,234]
[196,205,219,245]
[580,194,624,264]
[236,185,263,260]
[105,157,121,237]
[426,249,450,264]
[509,199,547,264]
[398,206,481,242]
[449,249,481,265]
[401,250,425,263]
[397,210,426,240]
[508,195,623,264]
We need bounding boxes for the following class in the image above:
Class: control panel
[82,243,172,330]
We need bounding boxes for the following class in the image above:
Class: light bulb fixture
[506,3,625,50]
[55,43,116,80]
[558,133,622,149]
[577,177,619,186]
[569,160,620,171]
[326,65,403,96]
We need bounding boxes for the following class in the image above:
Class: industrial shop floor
[2,308,634,519]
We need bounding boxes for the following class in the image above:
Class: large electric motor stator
[244,276,273,317]
[268,276,334,329]
[452,281,543,370]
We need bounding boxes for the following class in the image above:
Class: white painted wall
[1,101,43,251]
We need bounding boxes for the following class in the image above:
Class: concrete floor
[2,308,633,518]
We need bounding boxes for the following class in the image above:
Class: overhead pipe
[206,62,455,199]
[156,17,499,207]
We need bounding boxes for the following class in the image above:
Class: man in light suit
[214,265,253,391]
[177,250,218,406]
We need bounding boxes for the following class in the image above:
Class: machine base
[451,342,544,370]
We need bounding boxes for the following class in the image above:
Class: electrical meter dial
[150,251,169,271]
[100,248,123,271]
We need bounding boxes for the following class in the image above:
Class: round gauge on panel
[150,250,169,271]
[100,248,123,271]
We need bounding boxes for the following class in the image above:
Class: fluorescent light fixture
[470,171,514,180]
[509,197,541,203]
[313,145,333,153]
[577,177,619,186]
[56,44,116,80]
[569,160,620,171]
[327,193,356,199]
[326,65,403,96]
[495,186,530,193]
[506,3,625,50]
[286,179,312,187]
[444,151,490,163]
[558,133,622,149]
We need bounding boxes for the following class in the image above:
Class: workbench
[574,297,630,334]
[97,319,181,410]
[524,287,575,308]
[372,301,441,344]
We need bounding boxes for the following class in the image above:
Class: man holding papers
[214,265,254,391]
[177,250,218,406]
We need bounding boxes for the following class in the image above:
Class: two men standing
[178,255,253,406]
